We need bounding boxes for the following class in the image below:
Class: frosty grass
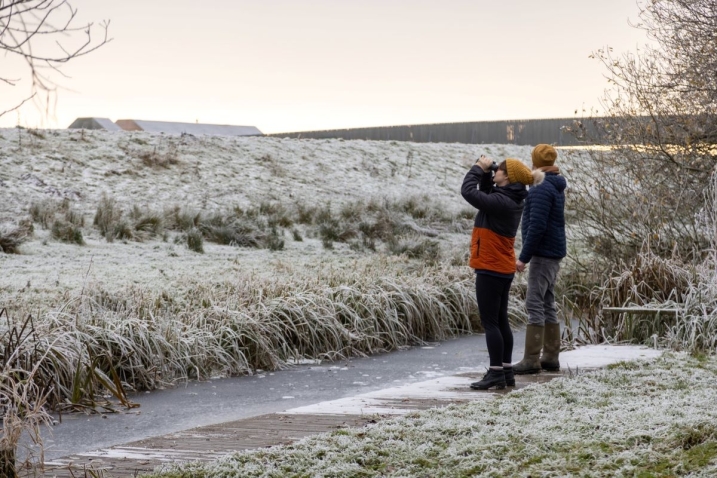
[144,353,717,477]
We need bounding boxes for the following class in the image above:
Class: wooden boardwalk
[26,370,567,477]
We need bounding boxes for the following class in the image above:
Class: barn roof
[115,119,262,136]
[67,117,122,131]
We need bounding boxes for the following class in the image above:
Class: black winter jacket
[461,166,528,275]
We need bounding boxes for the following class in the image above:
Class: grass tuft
[93,194,121,241]
[51,219,84,245]
[186,227,204,253]
[0,224,31,254]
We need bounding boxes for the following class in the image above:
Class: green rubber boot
[514,324,544,375]
[541,323,561,371]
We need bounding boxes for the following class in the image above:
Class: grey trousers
[526,256,562,325]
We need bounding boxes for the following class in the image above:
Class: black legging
[475,273,514,367]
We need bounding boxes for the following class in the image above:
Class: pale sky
[1,0,649,134]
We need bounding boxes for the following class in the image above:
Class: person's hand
[516,260,526,272]
[476,155,493,172]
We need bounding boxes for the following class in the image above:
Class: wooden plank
[30,374,573,477]
[602,307,679,316]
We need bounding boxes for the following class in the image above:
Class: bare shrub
[567,0,717,263]
[565,148,708,263]
[575,172,717,353]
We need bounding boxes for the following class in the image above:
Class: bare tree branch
[568,0,717,263]
[0,91,35,117]
[0,0,111,119]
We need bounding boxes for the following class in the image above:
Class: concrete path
[37,333,519,461]
[24,342,662,477]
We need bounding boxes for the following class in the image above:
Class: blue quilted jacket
[518,173,567,263]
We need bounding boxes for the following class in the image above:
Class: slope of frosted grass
[144,353,717,478]
[0,129,540,221]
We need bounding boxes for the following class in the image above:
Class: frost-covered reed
[1,259,530,406]
[664,172,717,353]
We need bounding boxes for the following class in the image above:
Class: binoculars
[480,154,499,172]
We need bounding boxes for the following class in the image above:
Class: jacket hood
[497,181,529,202]
[544,172,567,193]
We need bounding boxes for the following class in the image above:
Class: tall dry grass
[663,171,717,353]
[0,310,53,478]
[0,259,532,403]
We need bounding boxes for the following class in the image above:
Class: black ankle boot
[470,368,506,390]
[503,367,515,387]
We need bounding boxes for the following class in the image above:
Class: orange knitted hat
[505,158,533,185]
[531,144,557,168]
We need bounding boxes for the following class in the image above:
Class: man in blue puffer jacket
[513,144,567,375]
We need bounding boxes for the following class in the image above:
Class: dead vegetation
[27,193,471,261]
[0,224,31,254]
[569,171,717,354]
[2,259,491,392]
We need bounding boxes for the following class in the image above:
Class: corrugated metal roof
[116,120,262,136]
[68,117,122,131]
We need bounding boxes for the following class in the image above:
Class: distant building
[115,119,262,136]
[67,117,122,131]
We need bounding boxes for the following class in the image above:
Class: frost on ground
[0,129,547,301]
[144,353,717,478]
[0,128,531,220]
[0,129,592,307]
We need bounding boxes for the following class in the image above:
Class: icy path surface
[282,345,663,416]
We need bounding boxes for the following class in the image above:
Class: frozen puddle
[282,375,482,416]
[560,344,663,368]
[282,344,663,416]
